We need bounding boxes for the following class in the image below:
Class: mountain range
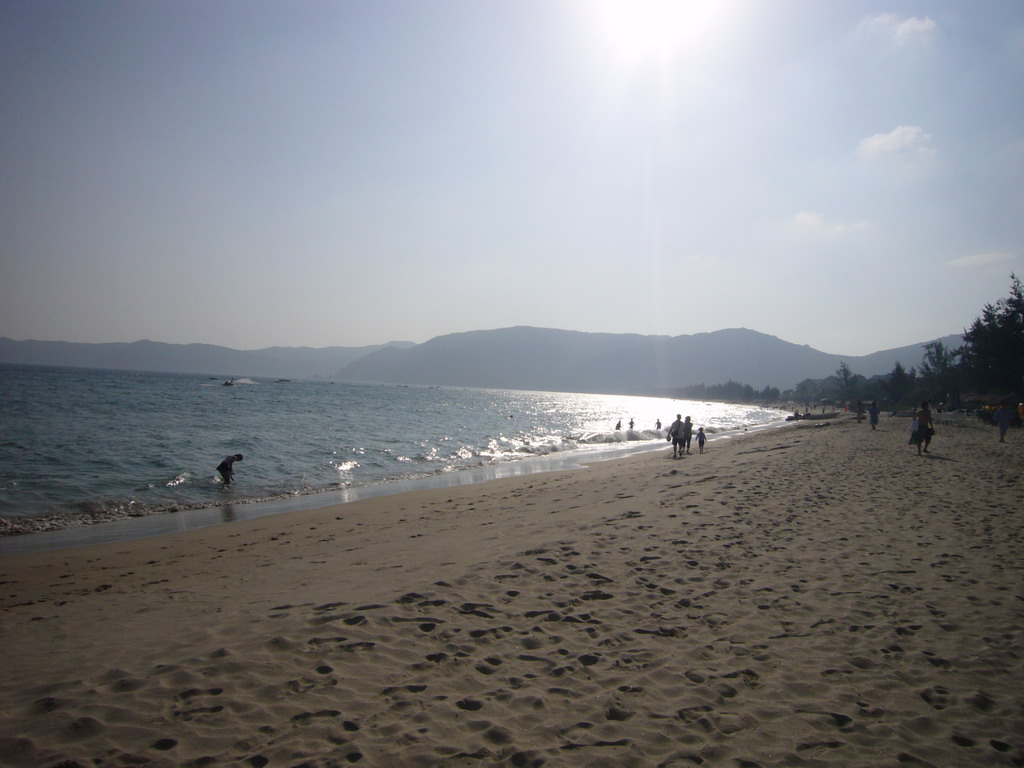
[0,337,414,381]
[0,327,963,394]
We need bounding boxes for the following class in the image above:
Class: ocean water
[0,364,786,539]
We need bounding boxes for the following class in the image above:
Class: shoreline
[0,420,789,556]
[2,363,795,546]
[1,416,1020,767]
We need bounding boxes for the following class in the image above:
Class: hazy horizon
[2,1,1021,357]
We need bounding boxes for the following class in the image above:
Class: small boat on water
[786,411,839,421]
[223,379,234,386]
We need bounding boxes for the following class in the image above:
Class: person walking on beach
[681,416,694,454]
[669,414,685,458]
[911,402,934,455]
[696,427,707,453]
[217,454,243,486]
[994,402,1012,442]
[868,402,880,430]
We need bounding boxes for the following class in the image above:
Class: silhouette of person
[681,416,694,454]
[217,454,243,486]
[669,414,685,458]
[868,402,880,430]
[912,402,934,455]
[994,403,1011,442]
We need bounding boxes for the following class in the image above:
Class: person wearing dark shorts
[912,402,934,455]
[669,414,685,459]
[217,453,243,485]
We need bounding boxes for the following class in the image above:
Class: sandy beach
[1,415,1021,767]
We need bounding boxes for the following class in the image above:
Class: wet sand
[1,415,1021,767]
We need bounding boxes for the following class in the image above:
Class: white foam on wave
[0,367,791,537]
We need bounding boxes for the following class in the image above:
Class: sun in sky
[590,0,734,65]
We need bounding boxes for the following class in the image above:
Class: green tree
[792,378,821,404]
[961,274,1024,393]
[884,361,916,405]
[835,361,854,400]
[916,339,963,406]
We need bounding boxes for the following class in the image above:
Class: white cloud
[858,126,936,158]
[790,211,869,238]
[862,14,938,47]
[948,252,1016,268]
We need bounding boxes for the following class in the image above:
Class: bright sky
[1,1,1022,356]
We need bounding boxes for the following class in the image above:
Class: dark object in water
[785,412,838,422]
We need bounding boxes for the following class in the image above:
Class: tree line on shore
[677,275,1024,411]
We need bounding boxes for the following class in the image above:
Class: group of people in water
[219,394,1016,488]
[223,413,714,488]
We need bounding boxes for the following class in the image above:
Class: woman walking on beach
[681,416,694,454]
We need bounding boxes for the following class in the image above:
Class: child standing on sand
[696,427,706,453]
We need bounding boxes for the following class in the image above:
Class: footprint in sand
[919,685,956,710]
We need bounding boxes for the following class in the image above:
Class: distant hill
[0,337,415,379]
[335,326,964,393]
[0,328,962,392]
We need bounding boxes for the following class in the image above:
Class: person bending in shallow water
[217,453,243,486]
